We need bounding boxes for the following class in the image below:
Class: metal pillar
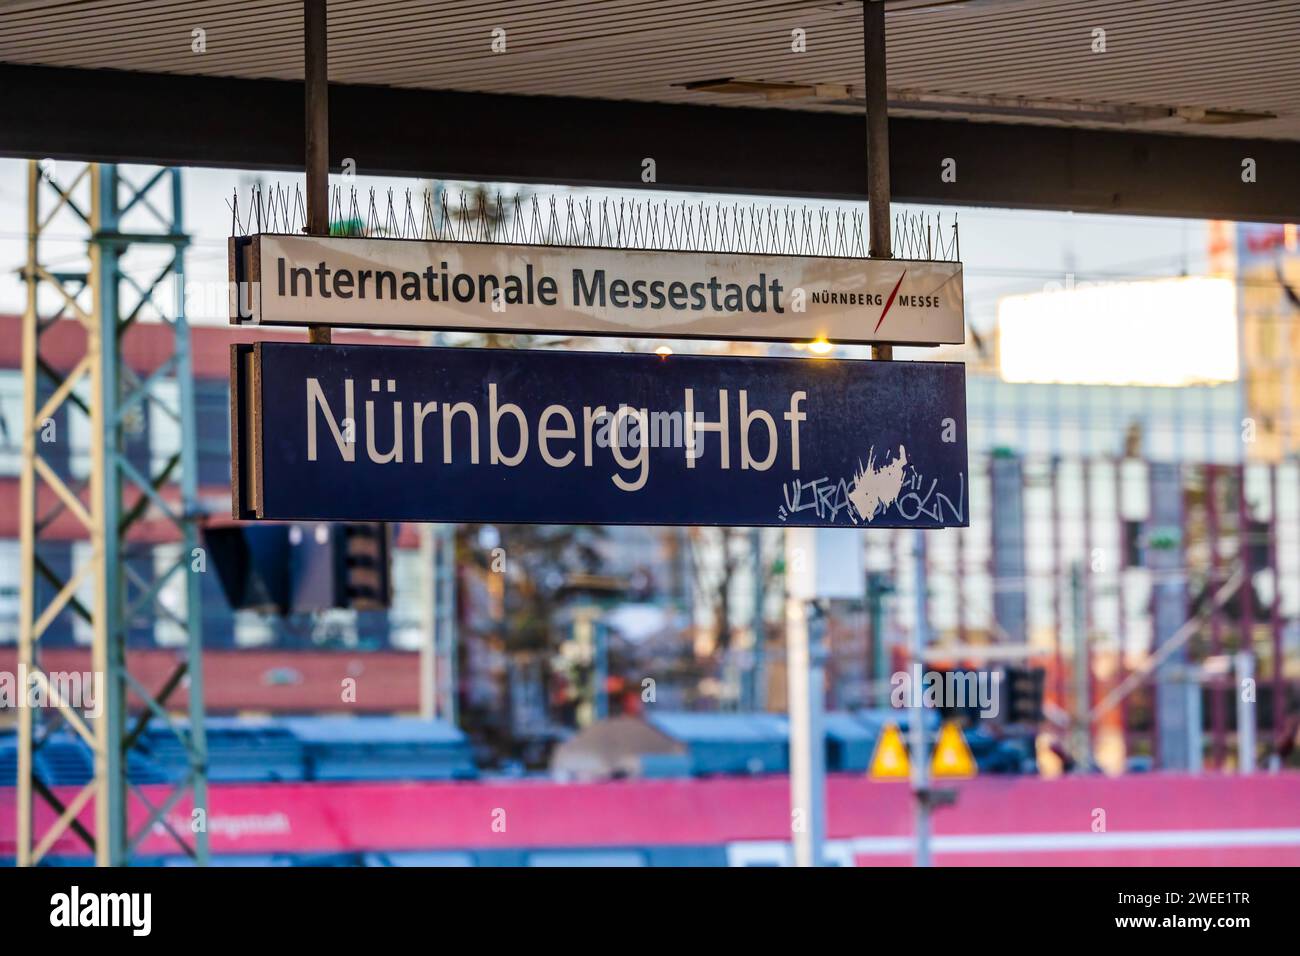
[1270,464,1284,760]
[909,529,932,866]
[748,527,767,711]
[863,0,892,362]
[435,523,459,725]
[990,454,1027,645]
[593,619,609,722]
[1207,464,1225,766]
[1186,675,1204,773]
[1070,562,1092,770]
[955,523,967,646]
[1236,651,1256,773]
[95,165,128,867]
[866,572,891,705]
[1050,457,1066,708]
[1149,461,1191,770]
[418,523,437,720]
[784,525,827,867]
[786,595,828,867]
[305,0,332,345]
[1113,459,1129,749]
[18,160,207,866]
[1236,463,1255,755]
[1080,460,1094,724]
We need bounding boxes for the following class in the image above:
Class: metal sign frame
[229,231,965,347]
[231,340,969,530]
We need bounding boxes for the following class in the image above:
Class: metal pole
[1113,458,1129,752]
[1236,651,1256,773]
[910,529,931,866]
[991,454,1028,646]
[304,0,331,344]
[749,527,766,711]
[867,573,888,705]
[863,0,892,362]
[1187,674,1203,774]
[809,604,827,859]
[94,165,127,866]
[955,524,967,646]
[1207,464,1225,767]
[1080,460,1094,737]
[420,323,443,722]
[594,619,609,721]
[171,168,209,866]
[1236,463,1254,751]
[1071,561,1091,770]
[16,160,39,868]
[418,523,437,719]
[787,596,827,867]
[437,522,458,725]
[1268,463,1283,762]
[1051,458,1066,709]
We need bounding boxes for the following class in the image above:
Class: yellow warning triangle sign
[931,721,977,778]
[868,722,911,780]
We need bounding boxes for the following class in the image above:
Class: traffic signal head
[1002,665,1046,726]
[339,522,392,611]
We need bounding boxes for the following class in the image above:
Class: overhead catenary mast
[17,162,209,867]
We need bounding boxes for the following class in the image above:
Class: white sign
[230,234,964,346]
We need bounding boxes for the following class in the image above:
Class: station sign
[229,234,965,346]
[231,342,968,528]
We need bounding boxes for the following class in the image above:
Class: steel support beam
[303,0,332,346]
[94,163,127,866]
[18,160,208,866]
[864,0,892,361]
[1149,461,1191,770]
[436,523,458,726]
[1,63,1298,223]
[864,0,892,258]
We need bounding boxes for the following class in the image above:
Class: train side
[4,773,1298,866]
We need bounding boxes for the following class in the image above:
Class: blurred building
[846,227,1300,773]
[1238,223,1300,461]
[3,214,1297,773]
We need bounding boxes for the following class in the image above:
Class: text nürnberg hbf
[308,379,809,493]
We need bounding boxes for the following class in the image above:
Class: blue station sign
[231,342,968,528]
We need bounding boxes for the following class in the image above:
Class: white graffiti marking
[896,468,965,523]
[775,445,965,526]
[847,445,908,524]
[779,475,856,523]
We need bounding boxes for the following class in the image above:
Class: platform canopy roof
[1,0,1297,220]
